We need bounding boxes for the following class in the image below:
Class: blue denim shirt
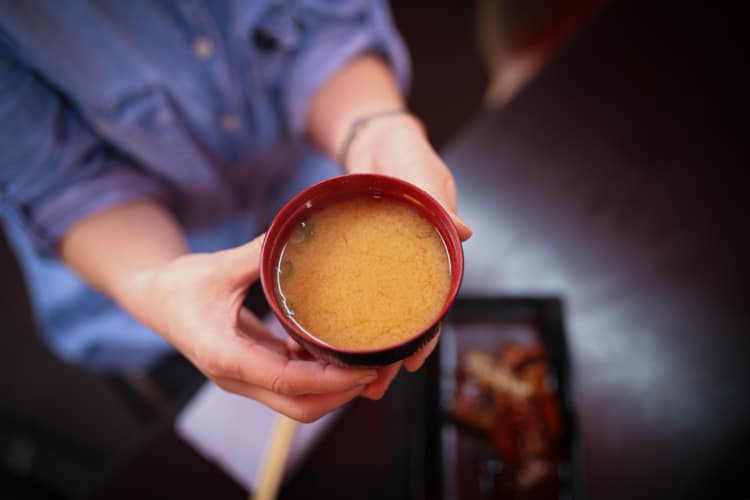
[0,0,409,370]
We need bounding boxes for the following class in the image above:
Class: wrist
[109,266,157,320]
[344,112,426,174]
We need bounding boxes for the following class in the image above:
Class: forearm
[305,54,424,171]
[59,198,188,319]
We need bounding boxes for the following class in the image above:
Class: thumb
[216,233,266,286]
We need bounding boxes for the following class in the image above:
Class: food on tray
[451,339,564,496]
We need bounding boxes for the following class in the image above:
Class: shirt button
[219,113,239,132]
[93,120,107,136]
[192,36,214,60]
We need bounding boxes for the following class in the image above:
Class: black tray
[440,296,584,500]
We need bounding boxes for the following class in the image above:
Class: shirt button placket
[191,35,238,135]
[182,2,243,138]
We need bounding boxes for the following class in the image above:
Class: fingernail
[354,373,378,387]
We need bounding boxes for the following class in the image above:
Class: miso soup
[276,196,451,350]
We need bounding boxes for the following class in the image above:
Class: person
[0,1,471,423]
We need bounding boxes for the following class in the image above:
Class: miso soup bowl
[259,174,464,367]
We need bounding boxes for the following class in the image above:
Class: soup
[275,196,451,350]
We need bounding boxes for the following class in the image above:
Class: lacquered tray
[440,297,584,500]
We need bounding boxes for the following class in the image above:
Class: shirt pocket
[81,86,208,189]
[82,84,187,154]
[96,86,176,130]
[248,0,370,83]
[296,0,369,20]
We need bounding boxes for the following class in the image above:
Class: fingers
[286,337,305,354]
[212,336,378,396]
[404,333,440,372]
[236,308,289,356]
[237,306,266,332]
[420,182,471,241]
[418,185,472,242]
[285,338,317,362]
[421,166,472,241]
[360,362,402,400]
[450,212,473,241]
[433,189,472,241]
[215,376,362,423]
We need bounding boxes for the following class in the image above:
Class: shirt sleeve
[276,0,411,138]
[0,38,171,256]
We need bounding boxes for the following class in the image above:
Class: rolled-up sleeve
[0,40,170,256]
[278,0,411,137]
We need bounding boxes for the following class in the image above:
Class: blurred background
[2,1,748,499]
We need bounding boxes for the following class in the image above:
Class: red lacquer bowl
[260,174,464,367]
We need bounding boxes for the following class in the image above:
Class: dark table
[445,1,749,499]
[94,1,750,499]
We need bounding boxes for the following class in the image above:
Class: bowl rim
[259,173,464,357]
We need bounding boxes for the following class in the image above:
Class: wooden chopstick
[250,413,298,500]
